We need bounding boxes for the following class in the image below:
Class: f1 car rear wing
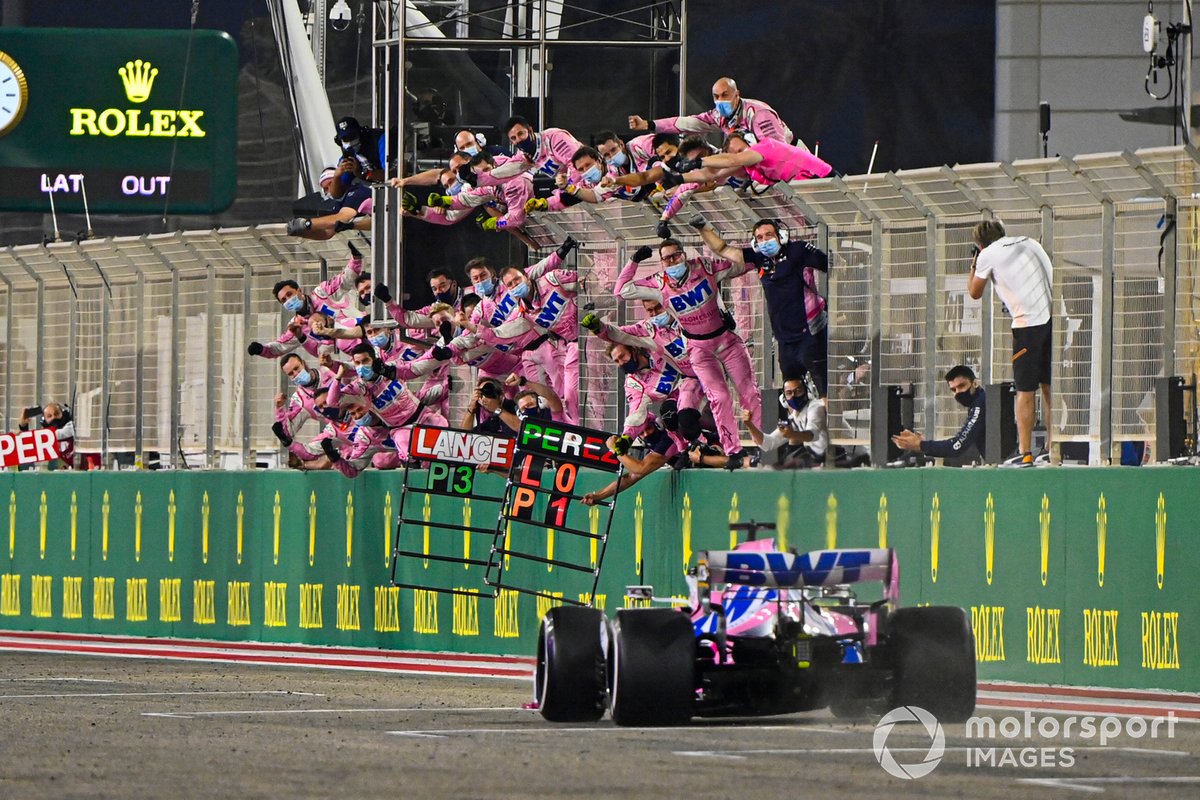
[696,548,899,601]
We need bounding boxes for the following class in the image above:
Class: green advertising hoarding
[0,467,1194,694]
[0,28,238,214]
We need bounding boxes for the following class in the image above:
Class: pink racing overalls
[327,359,435,461]
[743,138,833,186]
[595,318,706,417]
[652,97,796,146]
[453,157,534,229]
[478,128,584,185]
[616,255,761,456]
[258,253,367,359]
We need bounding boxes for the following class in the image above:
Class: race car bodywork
[535,536,976,726]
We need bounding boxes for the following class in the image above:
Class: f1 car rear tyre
[609,608,695,726]
[535,606,607,722]
[889,606,976,723]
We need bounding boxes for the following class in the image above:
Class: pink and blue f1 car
[534,531,976,726]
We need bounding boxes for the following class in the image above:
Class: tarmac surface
[1,651,1198,799]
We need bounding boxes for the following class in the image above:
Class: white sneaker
[1001,452,1034,468]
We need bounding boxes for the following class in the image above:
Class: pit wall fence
[0,467,1192,693]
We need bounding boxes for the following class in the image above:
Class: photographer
[460,377,520,435]
[741,378,828,469]
[18,403,75,469]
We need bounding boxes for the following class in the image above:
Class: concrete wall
[996,0,1190,160]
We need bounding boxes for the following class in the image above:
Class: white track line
[388,723,862,738]
[0,690,324,700]
[0,677,117,683]
[1017,776,1200,794]
[143,706,520,719]
[674,745,1192,760]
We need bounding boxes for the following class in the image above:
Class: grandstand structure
[1,145,1198,467]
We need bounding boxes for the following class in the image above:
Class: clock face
[0,50,29,137]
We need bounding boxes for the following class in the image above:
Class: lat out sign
[0,28,237,214]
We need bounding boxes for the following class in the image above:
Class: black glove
[556,236,578,260]
[373,283,392,304]
[271,421,293,447]
[631,245,653,263]
[659,171,685,189]
[677,157,704,173]
[457,164,476,186]
[319,437,341,464]
[247,342,264,356]
[687,214,708,230]
[656,220,672,240]
[438,319,455,343]
[347,241,362,260]
[430,345,453,361]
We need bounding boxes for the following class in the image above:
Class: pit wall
[0,467,1192,692]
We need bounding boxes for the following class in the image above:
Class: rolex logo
[119,59,158,103]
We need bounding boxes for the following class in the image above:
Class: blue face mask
[787,396,806,411]
[609,151,627,169]
[368,333,389,349]
[649,312,670,328]
[447,181,464,196]
[665,263,688,281]
[292,370,313,387]
[474,278,495,297]
[319,405,342,421]
[507,281,530,300]
[754,238,781,258]
[355,364,376,380]
[464,145,480,157]
[715,100,735,118]
[582,165,603,185]
[283,295,304,313]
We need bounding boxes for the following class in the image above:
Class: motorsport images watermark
[872,706,1180,779]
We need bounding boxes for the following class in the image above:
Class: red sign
[409,425,516,470]
[0,429,61,467]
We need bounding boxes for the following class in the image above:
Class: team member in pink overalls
[477,116,584,187]
[628,76,798,147]
[616,239,761,468]
[666,131,833,189]
[426,152,535,232]
[582,301,705,415]
[596,130,658,174]
[249,242,373,360]
[270,353,339,452]
[325,344,440,464]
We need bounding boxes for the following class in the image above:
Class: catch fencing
[1,145,1198,465]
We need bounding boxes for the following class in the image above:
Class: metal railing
[3,145,1198,467]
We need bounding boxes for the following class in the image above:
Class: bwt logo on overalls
[372,381,405,409]
[669,280,712,313]
[489,295,517,327]
[654,363,681,395]
[664,336,686,359]
[534,292,566,328]
[537,158,561,177]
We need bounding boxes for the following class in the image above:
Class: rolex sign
[0,28,237,214]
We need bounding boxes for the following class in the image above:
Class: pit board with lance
[389,424,516,598]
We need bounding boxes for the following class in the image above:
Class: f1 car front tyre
[535,606,607,722]
[609,608,695,726]
[888,606,977,723]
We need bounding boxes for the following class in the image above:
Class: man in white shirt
[741,378,828,468]
[967,219,1053,467]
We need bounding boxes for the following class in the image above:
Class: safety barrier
[4,147,1200,466]
[1,467,1194,692]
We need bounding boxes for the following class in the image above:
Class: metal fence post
[0,272,11,431]
[11,253,45,411]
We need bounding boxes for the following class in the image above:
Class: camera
[24,405,43,417]
[480,382,502,400]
